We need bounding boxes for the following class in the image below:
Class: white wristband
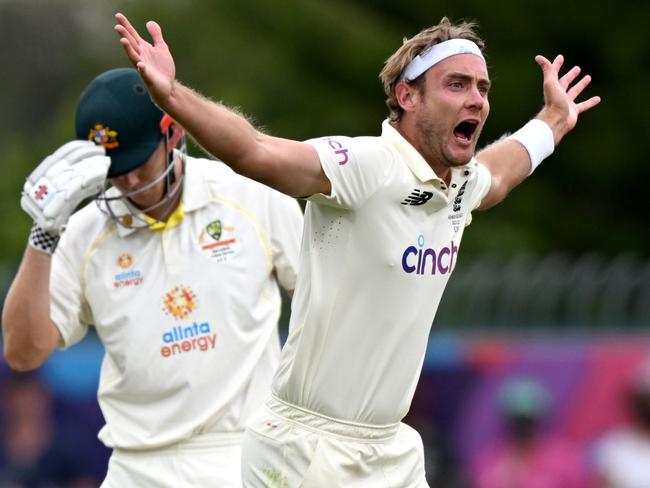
[507,119,555,175]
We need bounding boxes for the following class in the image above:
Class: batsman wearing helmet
[2,68,303,487]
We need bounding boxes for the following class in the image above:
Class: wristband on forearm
[28,223,60,255]
[506,119,555,175]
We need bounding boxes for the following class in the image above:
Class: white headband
[398,38,485,82]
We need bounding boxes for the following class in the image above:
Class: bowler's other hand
[535,54,601,145]
[114,13,175,106]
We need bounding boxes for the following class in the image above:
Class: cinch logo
[323,137,350,165]
[401,234,458,275]
[162,285,197,320]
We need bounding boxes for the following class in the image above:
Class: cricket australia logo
[88,123,119,149]
[401,189,434,206]
[206,220,222,240]
[199,219,238,262]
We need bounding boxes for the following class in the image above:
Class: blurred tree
[1,0,648,262]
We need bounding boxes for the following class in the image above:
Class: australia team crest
[199,219,239,262]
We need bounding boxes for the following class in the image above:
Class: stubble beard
[416,118,469,169]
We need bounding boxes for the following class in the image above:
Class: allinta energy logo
[162,285,198,320]
[160,285,217,357]
[160,322,217,358]
[113,253,143,288]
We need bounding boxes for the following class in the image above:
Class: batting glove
[21,140,110,240]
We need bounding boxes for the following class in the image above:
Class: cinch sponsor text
[401,235,458,275]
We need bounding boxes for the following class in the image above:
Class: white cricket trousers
[100,432,243,487]
[242,396,429,487]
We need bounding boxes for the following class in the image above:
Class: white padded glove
[21,140,110,236]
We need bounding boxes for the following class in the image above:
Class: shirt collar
[143,203,185,232]
[179,155,210,212]
[381,119,474,186]
[110,154,211,237]
[381,120,443,183]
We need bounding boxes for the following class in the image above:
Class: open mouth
[453,120,478,142]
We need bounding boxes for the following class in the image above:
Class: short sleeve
[50,223,91,348]
[266,190,304,292]
[468,162,492,211]
[305,135,394,210]
[464,161,492,227]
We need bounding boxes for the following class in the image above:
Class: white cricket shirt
[595,428,650,488]
[272,120,491,425]
[50,155,303,449]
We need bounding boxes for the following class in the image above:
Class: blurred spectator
[0,371,98,488]
[592,362,650,488]
[406,410,461,487]
[469,377,589,488]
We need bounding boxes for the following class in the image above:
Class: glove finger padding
[25,140,105,184]
[21,141,110,235]
[41,156,111,219]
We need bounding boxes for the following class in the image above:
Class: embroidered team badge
[162,285,198,320]
[206,220,222,241]
[448,181,468,233]
[198,219,239,262]
[88,124,119,149]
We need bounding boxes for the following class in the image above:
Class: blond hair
[379,17,486,123]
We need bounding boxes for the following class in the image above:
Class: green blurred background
[0,3,648,485]
[1,0,649,330]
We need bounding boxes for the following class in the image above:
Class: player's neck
[144,158,184,222]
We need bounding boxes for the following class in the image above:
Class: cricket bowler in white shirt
[2,68,304,487]
[113,13,600,487]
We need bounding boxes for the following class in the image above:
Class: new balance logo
[401,189,434,206]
